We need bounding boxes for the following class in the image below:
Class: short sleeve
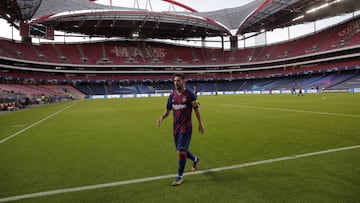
[189,90,199,109]
[166,93,173,110]
[189,90,197,103]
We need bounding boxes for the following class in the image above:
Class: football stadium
[0,0,360,202]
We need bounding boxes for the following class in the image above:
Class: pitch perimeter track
[0,144,359,202]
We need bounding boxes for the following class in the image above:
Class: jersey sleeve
[189,90,199,109]
[166,93,173,110]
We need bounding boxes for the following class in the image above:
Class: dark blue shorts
[174,133,192,151]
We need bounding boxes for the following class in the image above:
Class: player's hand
[199,122,205,134]
[156,118,163,127]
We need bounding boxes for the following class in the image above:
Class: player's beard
[175,83,185,92]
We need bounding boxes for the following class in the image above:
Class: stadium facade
[0,0,360,106]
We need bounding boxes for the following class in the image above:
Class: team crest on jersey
[182,97,187,103]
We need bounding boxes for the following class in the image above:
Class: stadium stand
[0,39,39,61]
[261,41,292,60]
[40,70,355,95]
[319,17,360,51]
[1,56,359,83]
[31,43,59,63]
[54,44,84,64]
[171,45,194,64]
[230,47,252,63]
[0,6,359,100]
[1,17,358,66]
[0,84,84,98]
[327,74,360,90]
[232,16,360,63]
[79,42,107,64]
[145,42,175,64]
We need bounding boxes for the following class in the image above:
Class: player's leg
[171,150,186,186]
[182,133,194,161]
[186,149,195,161]
[183,133,200,171]
[172,134,190,186]
[186,149,200,171]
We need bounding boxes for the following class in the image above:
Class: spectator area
[0,17,359,66]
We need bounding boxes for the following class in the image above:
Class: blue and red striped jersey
[166,89,198,136]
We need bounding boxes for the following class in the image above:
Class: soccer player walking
[157,73,205,186]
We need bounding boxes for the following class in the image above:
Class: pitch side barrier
[87,88,360,99]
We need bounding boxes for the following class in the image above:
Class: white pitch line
[0,144,359,203]
[222,104,360,118]
[0,101,80,145]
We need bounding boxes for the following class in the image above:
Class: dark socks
[186,150,196,162]
[178,152,187,177]
[178,159,186,177]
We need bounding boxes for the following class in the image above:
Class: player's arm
[192,100,205,134]
[157,95,172,127]
[157,109,170,127]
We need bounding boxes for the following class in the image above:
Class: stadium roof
[234,0,360,35]
[186,0,264,31]
[33,10,231,39]
[191,0,360,35]
[28,0,231,39]
[1,0,360,39]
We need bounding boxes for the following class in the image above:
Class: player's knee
[178,150,187,160]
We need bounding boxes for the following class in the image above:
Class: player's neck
[176,87,186,94]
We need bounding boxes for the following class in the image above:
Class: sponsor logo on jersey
[173,104,187,110]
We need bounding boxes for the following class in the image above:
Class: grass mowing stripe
[0,144,359,203]
[0,101,80,145]
[222,104,360,118]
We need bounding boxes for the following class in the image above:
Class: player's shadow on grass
[191,169,295,185]
[190,169,242,183]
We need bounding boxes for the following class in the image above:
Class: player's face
[174,76,185,91]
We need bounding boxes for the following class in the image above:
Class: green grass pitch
[0,93,359,202]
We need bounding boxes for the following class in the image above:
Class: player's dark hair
[174,73,186,80]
